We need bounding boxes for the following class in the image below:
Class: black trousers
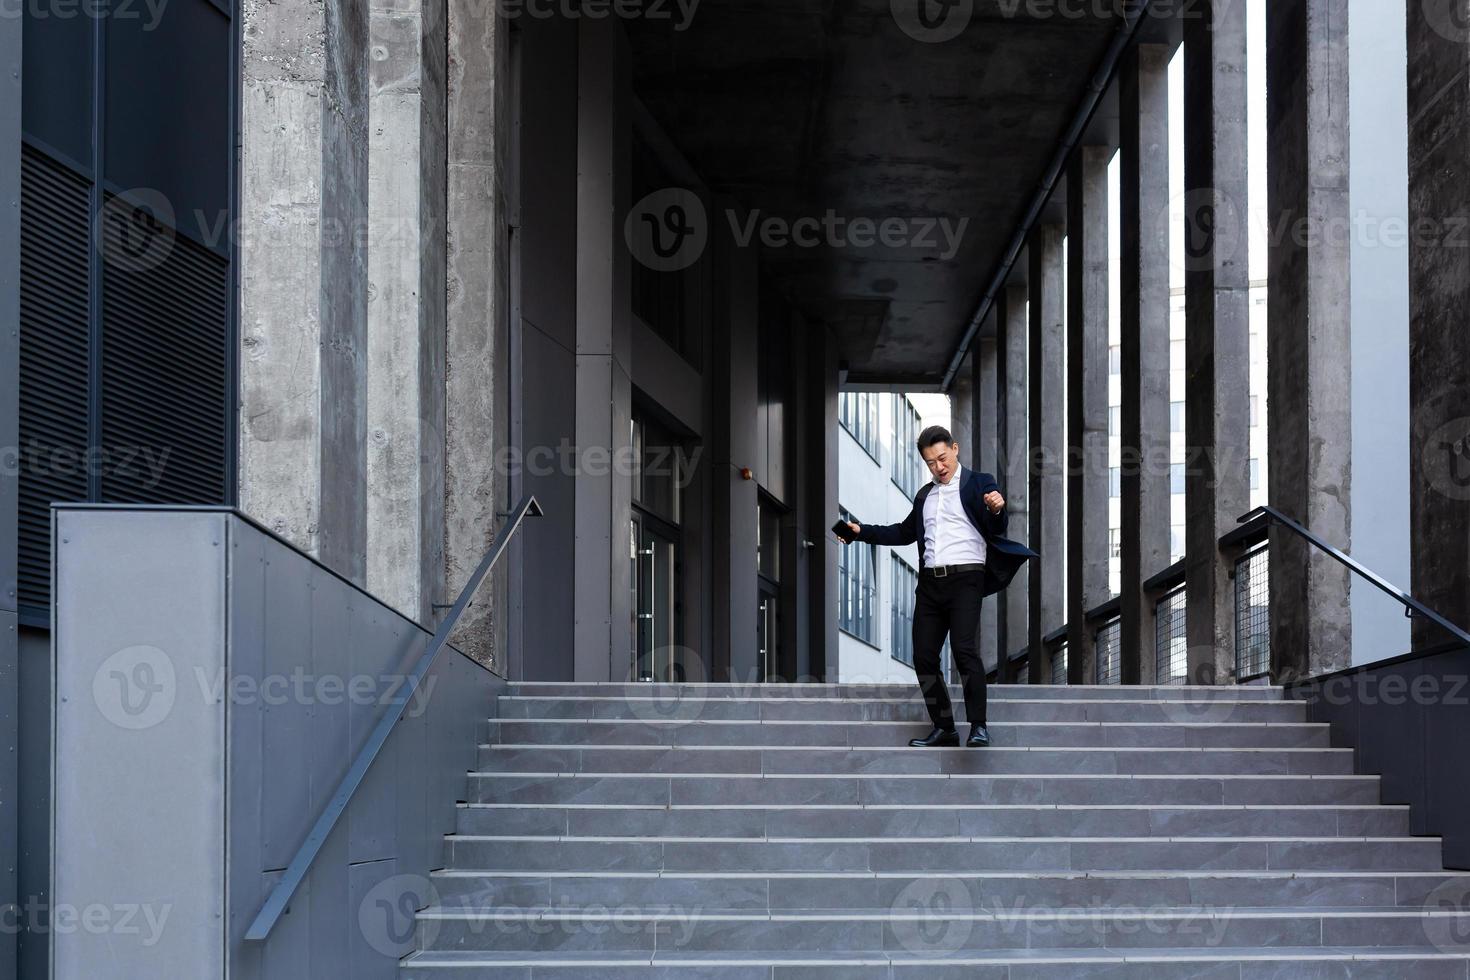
[912,569,987,730]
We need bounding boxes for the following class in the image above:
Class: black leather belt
[923,563,986,578]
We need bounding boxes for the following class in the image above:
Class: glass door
[633,514,678,682]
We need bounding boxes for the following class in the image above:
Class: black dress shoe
[908,726,959,748]
[966,724,991,747]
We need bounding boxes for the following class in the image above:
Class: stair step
[426,870,1469,914]
[401,948,1470,980]
[409,905,1470,953]
[465,773,1385,806]
[452,803,1409,839]
[441,835,1446,874]
[488,719,1330,749]
[505,682,1288,702]
[495,696,1306,723]
[473,744,1356,777]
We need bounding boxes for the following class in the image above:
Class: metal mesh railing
[1235,544,1270,679]
[1049,641,1068,685]
[1155,585,1187,684]
[1095,619,1122,685]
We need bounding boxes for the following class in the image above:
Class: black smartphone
[831,519,856,543]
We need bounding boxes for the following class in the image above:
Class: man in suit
[843,425,1036,748]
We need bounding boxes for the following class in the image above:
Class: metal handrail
[1239,505,1470,649]
[245,493,544,942]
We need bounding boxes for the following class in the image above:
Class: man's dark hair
[917,425,954,454]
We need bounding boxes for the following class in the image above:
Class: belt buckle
[934,565,949,578]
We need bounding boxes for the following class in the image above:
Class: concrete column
[712,202,761,682]
[998,285,1030,681]
[1183,0,1253,684]
[1266,0,1353,682]
[1406,0,1470,647]
[1028,226,1066,684]
[976,334,1001,675]
[240,0,371,583]
[808,323,842,682]
[366,0,448,626]
[1118,43,1172,686]
[1066,146,1112,684]
[574,18,634,682]
[446,0,511,669]
[951,351,976,471]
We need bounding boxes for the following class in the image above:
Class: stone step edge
[401,948,1470,966]
[457,802,1408,811]
[465,771,1378,780]
[445,834,1440,844]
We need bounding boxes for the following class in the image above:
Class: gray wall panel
[519,324,576,681]
[52,508,502,978]
[17,626,49,979]
[1,1,18,958]
[53,510,228,977]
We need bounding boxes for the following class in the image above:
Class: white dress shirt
[922,465,988,567]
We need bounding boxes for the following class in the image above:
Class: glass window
[1170,462,1185,495]
[1109,466,1121,499]
[632,415,682,524]
[891,395,924,497]
[840,391,881,461]
[891,559,918,666]
[838,506,879,645]
[758,498,782,581]
[1109,345,1121,375]
[1108,405,1121,438]
[1170,401,1185,433]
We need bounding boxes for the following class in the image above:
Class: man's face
[921,441,959,485]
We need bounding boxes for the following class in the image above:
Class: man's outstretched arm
[847,502,919,546]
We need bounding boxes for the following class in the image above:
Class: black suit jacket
[855,467,1038,598]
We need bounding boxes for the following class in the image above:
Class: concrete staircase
[400,683,1470,978]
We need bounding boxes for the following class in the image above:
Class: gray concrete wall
[52,508,499,979]
[446,0,513,670]
[976,336,1000,674]
[1066,146,1112,683]
[1406,0,1470,649]
[1266,0,1353,681]
[1346,0,1411,666]
[239,0,371,584]
[1118,44,1172,686]
[367,0,449,626]
[1183,0,1252,683]
[1028,226,1066,683]
[998,285,1030,677]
